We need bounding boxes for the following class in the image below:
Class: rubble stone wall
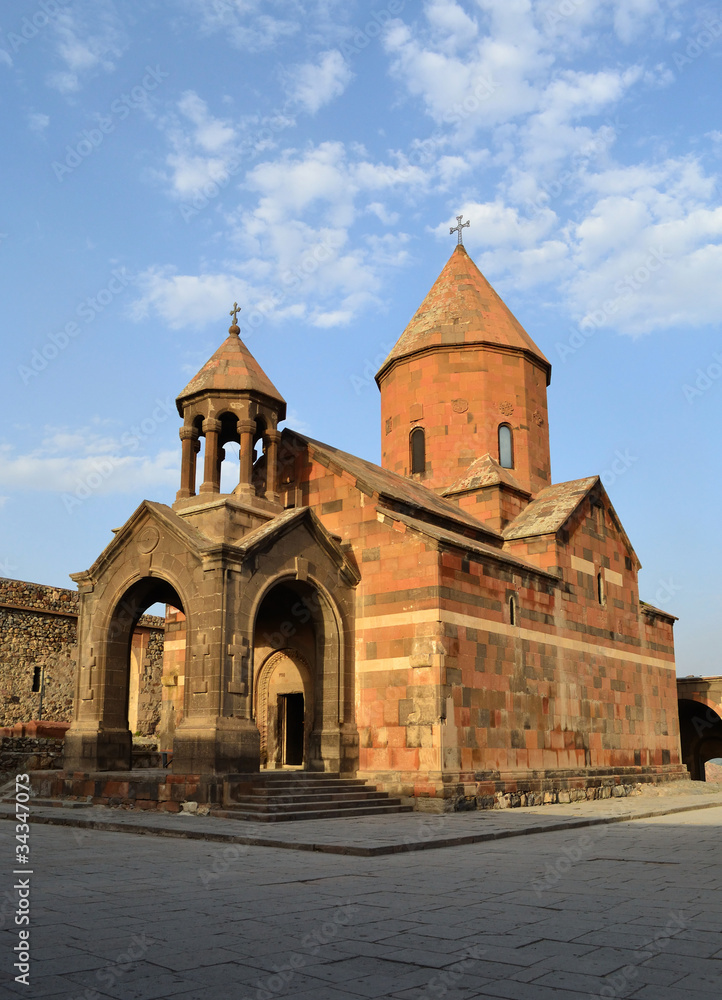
[0,578,164,730]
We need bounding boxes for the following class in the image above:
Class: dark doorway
[279,693,304,765]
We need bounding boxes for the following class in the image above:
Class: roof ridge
[286,430,502,540]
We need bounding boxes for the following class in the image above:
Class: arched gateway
[64,312,360,776]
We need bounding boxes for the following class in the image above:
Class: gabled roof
[176,325,286,416]
[503,477,640,568]
[377,507,557,581]
[71,500,214,583]
[503,477,598,540]
[443,453,530,497]
[232,506,360,585]
[285,430,502,543]
[376,244,551,385]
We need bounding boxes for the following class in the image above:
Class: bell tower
[376,235,552,499]
[173,304,286,530]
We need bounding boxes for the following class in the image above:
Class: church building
[63,236,685,806]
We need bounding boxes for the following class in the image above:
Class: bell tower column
[200,418,222,494]
[177,425,200,500]
[237,418,256,495]
[265,429,281,502]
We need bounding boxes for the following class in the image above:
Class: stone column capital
[237,419,256,435]
[202,417,222,434]
[179,426,199,441]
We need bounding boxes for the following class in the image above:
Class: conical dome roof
[376,244,551,385]
[176,324,286,418]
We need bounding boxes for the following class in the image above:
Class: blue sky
[1,0,720,675]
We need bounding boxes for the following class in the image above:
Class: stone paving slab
[2,807,721,1000]
[1,781,721,855]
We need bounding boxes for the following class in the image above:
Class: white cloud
[130,269,246,330]
[28,113,50,135]
[366,202,400,225]
[384,1,551,131]
[285,49,352,114]
[0,49,12,69]
[183,0,299,50]
[435,201,558,249]
[563,159,722,333]
[281,408,313,435]
[0,424,178,499]
[158,91,238,199]
[46,1,128,93]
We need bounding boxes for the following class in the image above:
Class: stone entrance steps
[215,771,413,822]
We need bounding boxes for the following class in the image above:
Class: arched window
[498,424,514,468]
[410,427,426,474]
[597,571,605,605]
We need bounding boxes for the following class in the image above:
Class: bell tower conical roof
[176,321,285,417]
[173,308,286,510]
[376,244,550,386]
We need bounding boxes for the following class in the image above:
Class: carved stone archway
[254,648,312,768]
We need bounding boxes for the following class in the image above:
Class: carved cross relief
[191,633,210,694]
[81,648,95,701]
[227,634,249,696]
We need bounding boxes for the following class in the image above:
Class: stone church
[64,239,685,805]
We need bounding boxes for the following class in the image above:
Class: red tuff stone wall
[379,347,552,496]
[275,442,683,802]
[435,544,680,779]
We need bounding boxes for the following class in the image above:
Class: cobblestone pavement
[1,803,721,999]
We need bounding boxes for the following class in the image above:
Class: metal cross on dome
[230,302,241,324]
[450,215,470,245]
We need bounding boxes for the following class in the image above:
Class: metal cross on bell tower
[450,215,470,246]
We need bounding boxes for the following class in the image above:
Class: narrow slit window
[597,572,605,605]
[498,424,514,468]
[509,595,517,626]
[32,666,41,692]
[410,427,426,474]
